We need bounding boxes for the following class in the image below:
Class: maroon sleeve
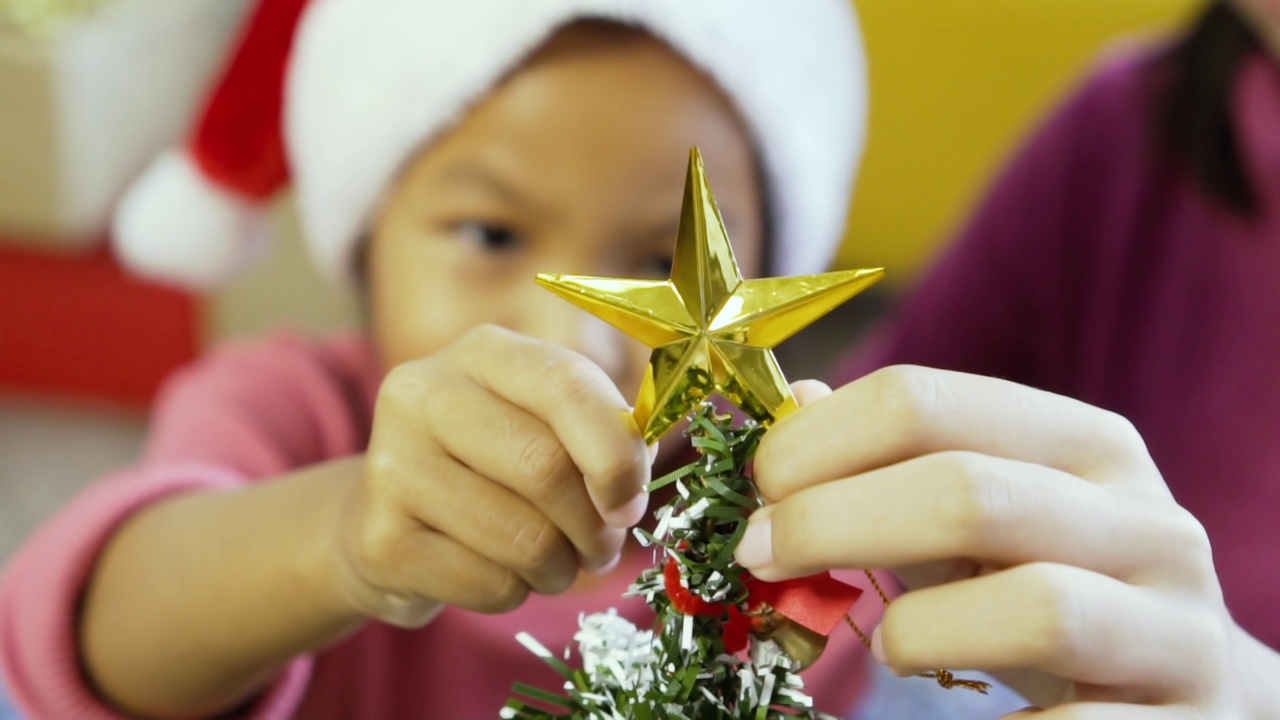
[832,53,1149,390]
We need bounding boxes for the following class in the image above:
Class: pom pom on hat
[115,0,868,289]
[113,0,306,289]
[114,149,266,287]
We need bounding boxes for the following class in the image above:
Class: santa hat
[113,0,868,289]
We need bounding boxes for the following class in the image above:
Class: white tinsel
[574,610,660,694]
[515,631,554,659]
[506,409,835,719]
[750,637,798,671]
[651,505,675,541]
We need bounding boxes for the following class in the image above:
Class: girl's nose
[524,290,633,385]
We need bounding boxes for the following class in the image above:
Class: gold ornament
[751,606,829,671]
[537,148,884,442]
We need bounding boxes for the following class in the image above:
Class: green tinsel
[503,404,835,720]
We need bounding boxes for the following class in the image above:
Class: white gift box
[0,0,248,247]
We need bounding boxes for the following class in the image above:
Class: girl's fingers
[412,454,582,595]
[458,325,651,526]
[423,376,625,573]
[877,562,1216,702]
[355,521,529,622]
[739,451,1214,590]
[755,365,1163,501]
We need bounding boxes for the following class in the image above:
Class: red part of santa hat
[194,0,306,200]
[113,0,308,288]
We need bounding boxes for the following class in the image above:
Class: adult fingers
[455,325,650,527]
[424,376,626,573]
[876,562,1222,702]
[756,365,1162,502]
[1001,703,1197,720]
[790,379,833,406]
[738,451,1214,590]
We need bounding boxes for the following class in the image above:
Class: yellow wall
[841,0,1203,284]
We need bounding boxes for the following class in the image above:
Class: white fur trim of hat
[113,0,867,289]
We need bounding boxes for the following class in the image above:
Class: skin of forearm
[80,457,368,720]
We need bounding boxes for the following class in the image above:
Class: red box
[0,241,200,409]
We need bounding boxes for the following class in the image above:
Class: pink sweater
[0,333,876,719]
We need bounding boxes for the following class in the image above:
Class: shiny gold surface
[758,616,829,672]
[538,148,883,443]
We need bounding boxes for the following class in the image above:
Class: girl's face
[1232,0,1280,56]
[367,21,764,402]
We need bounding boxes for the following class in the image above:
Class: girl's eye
[642,254,674,278]
[454,221,523,253]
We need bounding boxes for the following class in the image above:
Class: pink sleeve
[0,466,312,720]
[0,334,374,719]
[143,333,372,476]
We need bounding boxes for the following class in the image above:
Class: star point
[536,147,884,443]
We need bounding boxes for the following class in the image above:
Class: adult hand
[737,366,1254,718]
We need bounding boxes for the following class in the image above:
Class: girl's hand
[332,325,651,627]
[737,366,1247,718]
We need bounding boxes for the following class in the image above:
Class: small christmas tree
[506,148,985,718]
[504,405,836,719]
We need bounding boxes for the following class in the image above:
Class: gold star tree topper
[537,148,884,443]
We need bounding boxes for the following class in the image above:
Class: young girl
[832,0,1280,717]
[2,1,876,718]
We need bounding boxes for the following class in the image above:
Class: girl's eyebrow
[435,159,531,209]
[642,218,681,246]
[638,210,743,255]
[655,210,741,242]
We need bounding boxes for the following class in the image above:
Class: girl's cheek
[617,344,651,401]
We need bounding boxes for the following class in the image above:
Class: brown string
[843,613,874,649]
[863,569,892,605]
[920,669,992,694]
[845,570,992,695]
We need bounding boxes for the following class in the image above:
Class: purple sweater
[840,49,1280,648]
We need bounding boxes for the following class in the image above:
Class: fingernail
[790,379,833,406]
[647,442,661,466]
[602,492,648,529]
[587,552,622,576]
[734,513,773,569]
[871,625,887,664]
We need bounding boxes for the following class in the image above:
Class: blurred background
[0,0,1200,562]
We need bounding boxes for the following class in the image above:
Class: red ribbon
[661,556,864,654]
[661,555,724,616]
[745,574,864,637]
